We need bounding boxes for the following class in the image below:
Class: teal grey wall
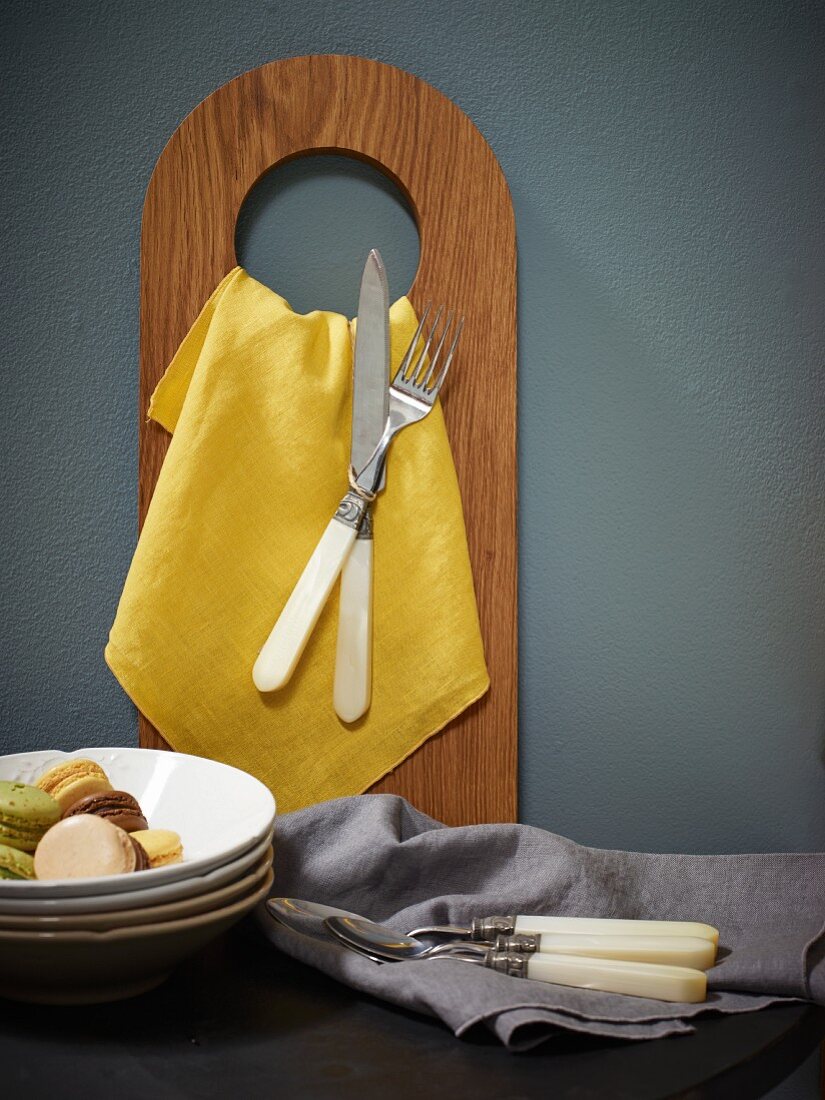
[1,3,823,1093]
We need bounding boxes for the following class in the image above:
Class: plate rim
[0,847,273,930]
[0,746,276,897]
[0,827,273,914]
[0,868,274,942]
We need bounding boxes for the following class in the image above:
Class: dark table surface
[2,921,823,1100]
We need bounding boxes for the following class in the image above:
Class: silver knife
[252,252,390,693]
[333,250,389,721]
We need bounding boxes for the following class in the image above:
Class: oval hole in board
[235,154,420,317]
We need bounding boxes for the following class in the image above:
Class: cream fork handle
[253,518,357,692]
[333,533,373,722]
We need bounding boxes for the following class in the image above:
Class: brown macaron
[130,834,150,871]
[62,790,148,833]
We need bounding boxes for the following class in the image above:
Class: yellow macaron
[36,759,113,814]
[131,829,183,868]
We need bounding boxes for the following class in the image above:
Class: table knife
[333,249,390,722]
[252,252,390,693]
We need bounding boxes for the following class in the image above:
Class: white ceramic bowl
[0,848,273,931]
[0,748,276,897]
[0,832,273,915]
[0,868,274,1004]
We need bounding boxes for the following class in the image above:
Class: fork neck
[353,418,401,495]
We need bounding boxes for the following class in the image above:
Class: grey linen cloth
[255,794,825,1050]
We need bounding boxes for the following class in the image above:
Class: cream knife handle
[334,533,373,722]
[514,915,719,945]
[524,953,707,1003]
[253,517,357,692]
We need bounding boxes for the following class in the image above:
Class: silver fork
[252,307,463,693]
[351,306,463,495]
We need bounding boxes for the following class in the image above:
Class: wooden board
[139,54,517,825]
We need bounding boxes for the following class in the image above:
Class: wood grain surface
[139,54,517,825]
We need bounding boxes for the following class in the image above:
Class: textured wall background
[1,2,823,1093]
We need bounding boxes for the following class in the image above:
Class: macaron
[0,841,36,880]
[62,790,148,833]
[130,835,150,871]
[0,780,61,852]
[34,814,137,880]
[36,759,113,813]
[131,829,183,868]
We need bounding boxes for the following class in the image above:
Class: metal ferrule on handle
[333,490,372,532]
[471,916,517,940]
[493,934,538,954]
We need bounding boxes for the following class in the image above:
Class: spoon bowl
[324,915,488,965]
[267,897,360,927]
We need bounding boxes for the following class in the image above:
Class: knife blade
[333,250,390,721]
[350,249,390,490]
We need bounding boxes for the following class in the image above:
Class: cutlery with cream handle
[324,915,708,1003]
[409,914,719,945]
[333,250,389,722]
[268,899,719,968]
[492,951,707,1003]
[493,932,715,969]
[253,299,462,693]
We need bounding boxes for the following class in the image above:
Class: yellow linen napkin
[106,268,489,812]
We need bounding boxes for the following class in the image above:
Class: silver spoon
[268,897,490,956]
[267,900,490,964]
[266,899,389,962]
[267,897,359,927]
[324,915,489,965]
[323,914,707,1002]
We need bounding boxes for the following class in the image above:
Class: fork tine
[394,304,431,383]
[410,305,444,385]
[420,310,455,389]
[426,317,464,396]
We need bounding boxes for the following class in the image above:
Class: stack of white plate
[0,747,276,1004]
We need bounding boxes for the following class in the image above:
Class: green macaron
[0,780,60,852]
[0,841,36,879]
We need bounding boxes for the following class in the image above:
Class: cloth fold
[106,269,488,811]
[257,794,825,1049]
